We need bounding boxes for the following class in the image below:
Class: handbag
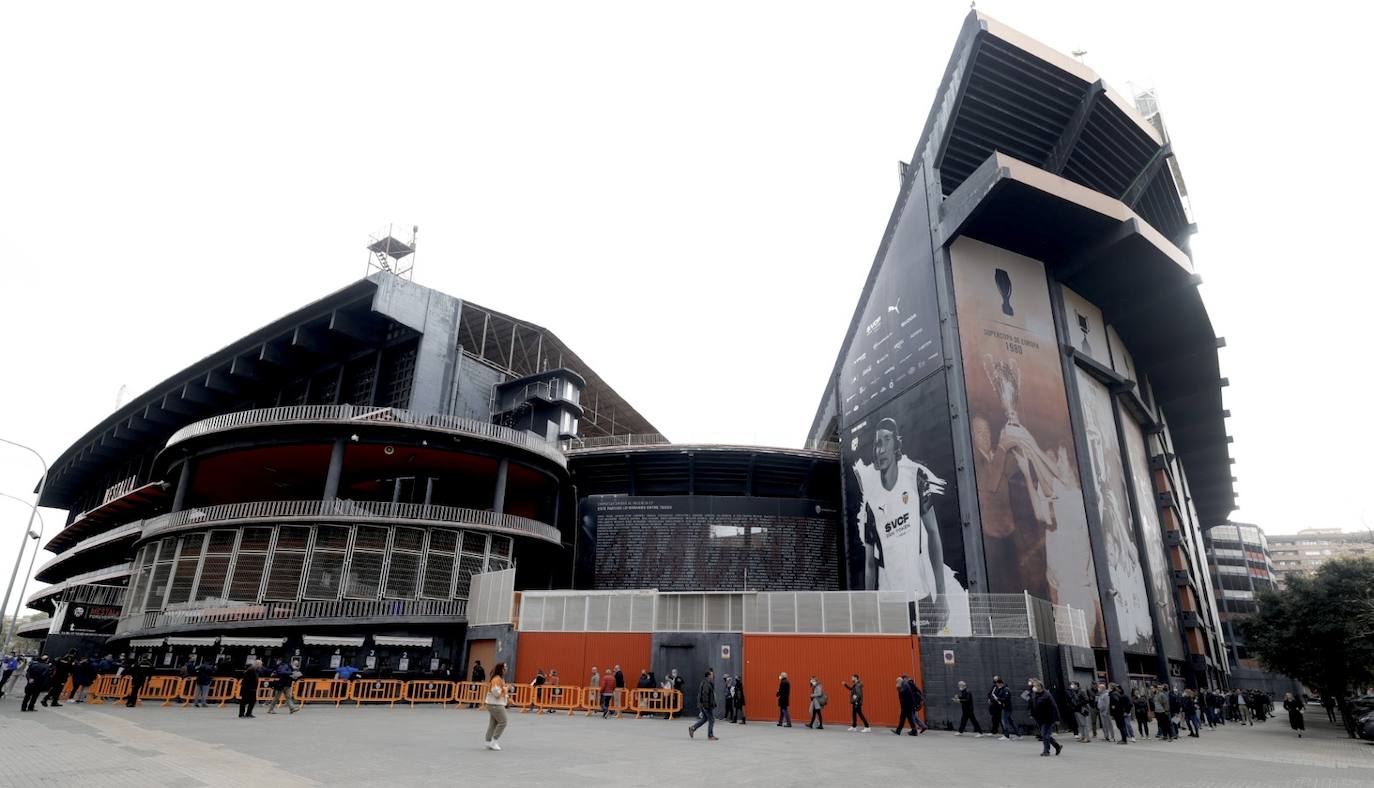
[818,692,828,707]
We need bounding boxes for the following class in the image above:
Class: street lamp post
[0,438,49,648]
[0,493,43,654]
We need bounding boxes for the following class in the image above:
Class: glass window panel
[276,526,311,551]
[158,537,177,556]
[264,552,306,601]
[178,533,205,559]
[384,552,421,599]
[167,554,198,605]
[208,531,237,554]
[491,535,512,558]
[428,529,458,554]
[345,552,384,599]
[193,555,231,601]
[421,551,454,599]
[393,527,424,552]
[239,527,274,552]
[228,553,267,601]
[354,526,389,551]
[314,525,351,551]
[303,551,345,600]
[454,554,485,598]
[461,532,487,555]
[147,561,173,608]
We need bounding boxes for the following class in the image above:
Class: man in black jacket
[42,650,76,707]
[1030,679,1063,756]
[893,675,919,736]
[125,656,152,708]
[954,680,984,736]
[21,656,51,712]
[776,673,792,727]
[687,668,718,740]
[1108,683,1131,744]
[732,676,746,724]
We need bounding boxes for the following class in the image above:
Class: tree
[1240,557,1374,706]
[0,612,46,654]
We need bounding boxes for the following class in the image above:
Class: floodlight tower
[366,223,419,280]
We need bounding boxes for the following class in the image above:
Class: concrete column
[171,458,194,512]
[493,459,508,515]
[323,438,346,500]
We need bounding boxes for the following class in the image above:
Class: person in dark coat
[776,672,792,727]
[238,660,263,718]
[993,676,1017,738]
[21,656,51,712]
[844,674,869,732]
[723,675,735,722]
[1030,679,1062,756]
[1132,688,1151,739]
[954,680,984,736]
[893,675,919,736]
[125,656,152,708]
[1108,683,1131,744]
[71,657,98,703]
[732,676,746,724]
[42,651,76,707]
[193,660,216,707]
[1283,692,1306,737]
[987,677,1004,737]
[687,668,718,740]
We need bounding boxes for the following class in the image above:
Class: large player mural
[841,372,970,635]
[950,237,1105,646]
[1076,367,1154,653]
[1122,413,1184,660]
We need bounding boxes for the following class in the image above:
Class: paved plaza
[1,699,1371,787]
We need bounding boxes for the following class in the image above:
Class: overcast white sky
[3,1,1372,615]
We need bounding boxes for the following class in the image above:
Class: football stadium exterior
[20,12,1236,714]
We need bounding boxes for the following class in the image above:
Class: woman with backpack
[807,676,826,730]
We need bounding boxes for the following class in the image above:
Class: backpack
[818,692,828,707]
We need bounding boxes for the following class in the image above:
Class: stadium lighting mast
[0,437,47,647]
[0,492,43,653]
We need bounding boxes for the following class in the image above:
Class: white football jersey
[856,457,946,598]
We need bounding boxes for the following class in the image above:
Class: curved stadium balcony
[164,405,567,469]
[35,521,144,584]
[27,563,133,607]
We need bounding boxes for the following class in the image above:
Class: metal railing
[36,521,144,579]
[138,499,561,545]
[803,439,841,454]
[164,405,566,467]
[115,597,468,637]
[26,563,133,605]
[560,433,670,451]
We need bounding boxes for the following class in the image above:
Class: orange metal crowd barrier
[185,676,240,707]
[88,675,132,705]
[295,678,351,707]
[256,681,280,703]
[453,681,487,708]
[404,680,455,705]
[122,675,182,707]
[532,684,581,715]
[350,679,406,706]
[504,683,534,710]
[628,688,682,719]
[580,685,628,717]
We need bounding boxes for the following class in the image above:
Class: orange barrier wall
[514,632,652,689]
[404,680,455,705]
[295,679,351,706]
[532,684,580,714]
[350,679,405,706]
[629,688,681,719]
[89,675,131,704]
[741,634,922,728]
[454,681,487,707]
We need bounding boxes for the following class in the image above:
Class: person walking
[238,660,263,718]
[1182,690,1201,737]
[1322,693,1338,724]
[1283,692,1306,738]
[906,675,929,733]
[1067,682,1091,742]
[1108,683,1131,744]
[268,661,300,714]
[687,668,718,741]
[776,672,792,727]
[806,676,826,730]
[1030,680,1063,756]
[993,677,1018,740]
[733,675,746,724]
[192,659,215,707]
[482,662,510,749]
[42,650,76,707]
[1151,685,1174,740]
[1095,683,1114,742]
[1132,688,1151,739]
[723,675,736,723]
[894,675,919,736]
[987,677,1004,738]
[599,668,617,718]
[71,657,97,703]
[844,674,870,732]
[954,680,984,736]
[20,655,51,712]
[125,656,151,708]
[0,652,19,698]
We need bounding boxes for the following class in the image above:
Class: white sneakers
[485,741,502,751]
[998,735,1009,741]
[861,727,871,733]
[848,726,857,731]
[954,732,962,736]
